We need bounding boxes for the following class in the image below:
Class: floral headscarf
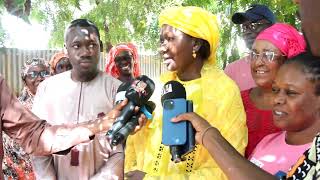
[105,43,140,78]
[19,58,49,109]
[21,58,48,81]
[256,23,306,59]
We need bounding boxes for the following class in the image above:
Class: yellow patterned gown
[125,64,248,180]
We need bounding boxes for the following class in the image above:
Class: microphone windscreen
[135,75,155,100]
[126,75,155,106]
[115,82,131,104]
[161,81,186,105]
[117,82,131,93]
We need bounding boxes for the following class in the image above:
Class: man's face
[300,0,320,56]
[65,26,100,76]
[241,19,272,49]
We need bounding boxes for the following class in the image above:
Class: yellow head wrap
[159,6,219,65]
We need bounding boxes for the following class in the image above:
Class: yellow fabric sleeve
[125,68,248,179]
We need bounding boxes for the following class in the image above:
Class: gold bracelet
[201,126,215,146]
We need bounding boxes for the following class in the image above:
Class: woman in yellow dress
[125,6,248,180]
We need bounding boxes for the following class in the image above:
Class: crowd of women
[2,52,73,179]
[2,0,320,179]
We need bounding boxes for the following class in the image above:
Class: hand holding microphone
[172,112,213,146]
[111,101,156,146]
[107,75,155,146]
[161,81,195,163]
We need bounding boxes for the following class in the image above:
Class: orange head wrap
[49,52,68,73]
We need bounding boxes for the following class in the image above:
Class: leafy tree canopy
[0,0,298,67]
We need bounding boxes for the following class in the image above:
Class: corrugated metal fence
[0,48,166,94]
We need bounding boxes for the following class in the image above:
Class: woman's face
[250,40,285,88]
[115,51,133,76]
[159,24,194,73]
[24,64,49,95]
[272,63,320,132]
[55,57,72,74]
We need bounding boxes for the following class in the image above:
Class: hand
[132,112,147,134]
[172,112,214,145]
[101,99,129,131]
[125,170,146,180]
[101,99,147,134]
[132,100,154,134]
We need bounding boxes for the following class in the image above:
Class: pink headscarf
[256,23,306,59]
[105,43,140,78]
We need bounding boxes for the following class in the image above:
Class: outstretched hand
[102,98,147,134]
[101,99,129,131]
[172,112,214,145]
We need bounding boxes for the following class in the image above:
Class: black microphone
[107,75,155,140]
[111,101,156,146]
[181,101,195,160]
[161,81,196,162]
[115,82,131,104]
[161,81,186,104]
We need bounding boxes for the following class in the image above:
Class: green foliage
[0,22,6,47]
[2,0,30,21]
[0,1,3,11]
[0,0,299,68]
[211,0,298,68]
[31,0,184,49]
[81,0,175,50]
[0,2,6,47]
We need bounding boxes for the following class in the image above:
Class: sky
[1,12,51,50]
[1,4,248,54]
[1,1,93,50]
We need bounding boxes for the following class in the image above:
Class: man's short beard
[73,67,99,82]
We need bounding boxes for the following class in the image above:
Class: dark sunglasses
[26,70,49,79]
[241,22,270,32]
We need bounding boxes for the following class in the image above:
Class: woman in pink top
[249,131,311,175]
[173,52,320,179]
[242,23,306,158]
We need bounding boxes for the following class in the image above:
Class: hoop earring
[192,50,197,59]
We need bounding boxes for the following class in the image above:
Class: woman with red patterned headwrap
[105,43,140,83]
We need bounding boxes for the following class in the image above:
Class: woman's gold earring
[192,50,197,59]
